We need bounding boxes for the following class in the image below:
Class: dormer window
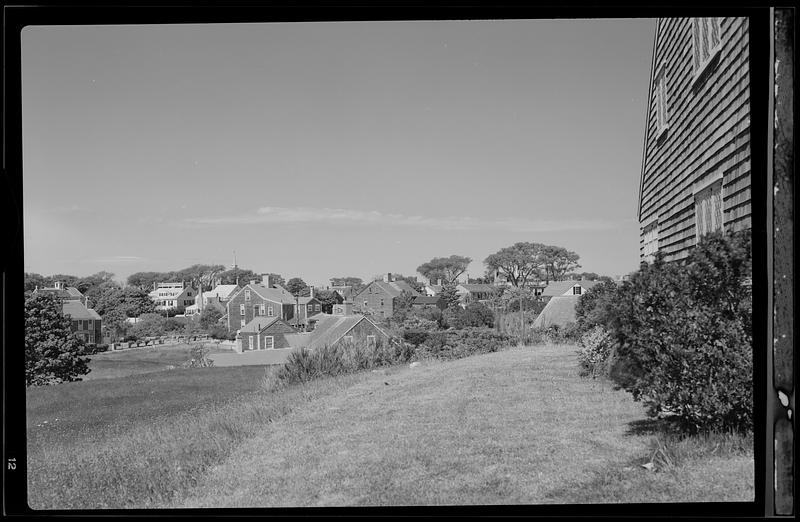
[691,18,723,85]
[245,289,251,301]
[573,285,582,296]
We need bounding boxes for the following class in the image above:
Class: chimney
[383,273,393,283]
[437,278,442,286]
[153,282,157,292]
[261,273,272,287]
[54,281,64,291]
[309,286,314,298]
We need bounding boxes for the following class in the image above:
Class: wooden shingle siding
[639,17,751,262]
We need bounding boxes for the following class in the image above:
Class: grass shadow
[624,418,681,437]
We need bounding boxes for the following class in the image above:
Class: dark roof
[412,295,442,305]
[234,283,297,305]
[239,316,282,334]
[532,296,581,328]
[362,280,421,299]
[284,315,389,350]
[541,280,600,297]
[62,300,101,321]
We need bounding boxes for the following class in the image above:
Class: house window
[240,318,246,328]
[264,336,274,349]
[642,220,660,260]
[315,304,321,312]
[695,180,724,240]
[307,304,313,312]
[692,18,723,79]
[380,298,384,307]
[267,306,274,317]
[343,335,354,343]
[245,289,251,301]
[248,336,254,350]
[240,304,245,316]
[260,304,266,316]
[573,286,582,296]
[654,66,669,136]
[367,335,376,346]
[364,300,369,308]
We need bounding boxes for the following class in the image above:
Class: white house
[148,282,197,314]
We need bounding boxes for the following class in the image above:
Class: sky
[22,18,655,288]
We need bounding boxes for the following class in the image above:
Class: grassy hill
[26,344,753,509]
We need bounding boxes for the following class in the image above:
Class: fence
[109,334,232,351]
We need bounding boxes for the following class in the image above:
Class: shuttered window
[695,181,724,239]
[265,336,274,349]
[654,66,669,135]
[692,18,723,79]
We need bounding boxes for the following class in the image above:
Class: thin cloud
[183,206,626,233]
[89,256,146,264]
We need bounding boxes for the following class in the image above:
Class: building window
[642,220,660,260]
[314,304,321,312]
[695,180,724,240]
[265,336,274,349]
[307,304,313,312]
[267,306,274,317]
[573,286,582,295]
[367,335,376,346]
[692,18,723,79]
[364,300,369,308]
[248,336,254,350]
[654,65,669,136]
[260,304,266,316]
[240,304,246,316]
[240,318,246,328]
[245,289,251,301]
[343,335,354,343]
[380,298,384,307]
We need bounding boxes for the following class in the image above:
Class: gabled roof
[362,280,421,299]
[426,285,443,294]
[297,296,320,305]
[532,295,581,329]
[284,314,389,350]
[206,284,239,300]
[34,287,82,300]
[62,300,101,321]
[541,280,600,297]
[234,283,297,305]
[239,315,283,334]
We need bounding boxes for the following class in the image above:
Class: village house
[354,273,422,319]
[289,287,324,329]
[638,17,751,262]
[235,316,297,353]
[225,274,298,332]
[33,281,102,344]
[455,283,498,305]
[185,283,239,317]
[148,282,196,314]
[284,301,392,351]
[411,295,446,311]
[540,280,600,303]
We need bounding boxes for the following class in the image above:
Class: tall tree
[417,255,472,285]
[438,282,462,310]
[313,289,342,314]
[484,242,546,287]
[217,268,260,286]
[286,277,308,296]
[24,272,49,293]
[330,277,365,293]
[540,245,581,283]
[126,271,164,292]
[75,271,116,294]
[25,293,90,385]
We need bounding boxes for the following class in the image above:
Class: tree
[129,313,167,338]
[417,255,472,285]
[25,293,91,385]
[126,271,163,292]
[438,282,462,310]
[24,272,50,293]
[456,302,496,328]
[286,277,308,296]
[85,281,124,316]
[218,268,260,286]
[313,289,341,313]
[484,242,546,287]
[199,307,224,330]
[119,286,157,317]
[171,264,226,291]
[75,271,116,294]
[540,245,581,283]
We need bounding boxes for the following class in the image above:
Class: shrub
[416,328,514,361]
[576,326,613,378]
[184,344,215,368]
[574,280,620,336]
[453,302,496,328]
[271,338,413,388]
[605,231,752,433]
[25,293,91,385]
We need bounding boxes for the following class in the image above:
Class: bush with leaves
[25,294,91,386]
[574,279,619,336]
[184,344,215,368]
[606,231,752,433]
[416,328,513,361]
[576,325,613,378]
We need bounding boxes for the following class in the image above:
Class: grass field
[85,343,234,380]
[26,344,754,509]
